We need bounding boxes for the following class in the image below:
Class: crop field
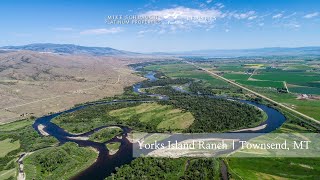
[190,60,320,121]
[109,102,194,131]
[236,80,284,88]
[223,73,251,80]
[252,71,320,85]
[145,63,232,88]
[170,71,231,87]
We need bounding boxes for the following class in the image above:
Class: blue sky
[0,0,319,52]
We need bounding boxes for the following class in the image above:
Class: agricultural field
[191,59,320,121]
[109,102,194,132]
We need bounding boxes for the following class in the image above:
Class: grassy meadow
[109,103,194,132]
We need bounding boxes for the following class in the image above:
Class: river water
[32,69,286,179]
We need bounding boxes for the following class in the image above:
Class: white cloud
[54,27,74,31]
[272,13,283,19]
[248,16,257,20]
[80,27,122,35]
[139,7,224,32]
[304,12,319,19]
[231,11,256,20]
[140,7,224,23]
[215,3,225,9]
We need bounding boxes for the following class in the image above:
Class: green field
[169,71,230,87]
[227,158,320,180]
[0,118,34,131]
[252,71,320,85]
[252,87,320,120]
[223,73,251,80]
[236,80,284,88]
[0,139,20,157]
[89,127,122,143]
[289,86,320,95]
[109,103,194,131]
[24,142,98,180]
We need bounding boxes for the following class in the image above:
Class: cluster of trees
[0,122,57,174]
[182,159,219,180]
[188,81,214,95]
[24,142,97,180]
[53,102,141,133]
[107,158,221,179]
[141,78,191,88]
[153,86,263,132]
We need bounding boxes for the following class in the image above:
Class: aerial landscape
[0,0,320,180]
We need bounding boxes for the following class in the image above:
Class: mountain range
[1,43,320,57]
[1,43,137,56]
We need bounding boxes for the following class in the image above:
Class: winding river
[31,68,286,180]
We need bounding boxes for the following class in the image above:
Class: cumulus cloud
[80,27,122,35]
[303,12,319,18]
[272,13,283,19]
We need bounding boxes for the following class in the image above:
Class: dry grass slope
[0,51,145,123]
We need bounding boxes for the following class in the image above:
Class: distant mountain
[163,47,320,57]
[1,43,138,56]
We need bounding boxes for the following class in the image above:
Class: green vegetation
[89,127,122,143]
[106,142,121,154]
[289,86,320,95]
[109,103,194,132]
[0,118,34,131]
[251,87,320,120]
[24,142,97,180]
[107,158,220,180]
[223,73,250,80]
[0,168,16,180]
[0,139,20,157]
[227,158,320,180]
[52,103,139,134]
[150,86,265,132]
[141,78,191,88]
[0,118,58,179]
[236,80,284,88]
